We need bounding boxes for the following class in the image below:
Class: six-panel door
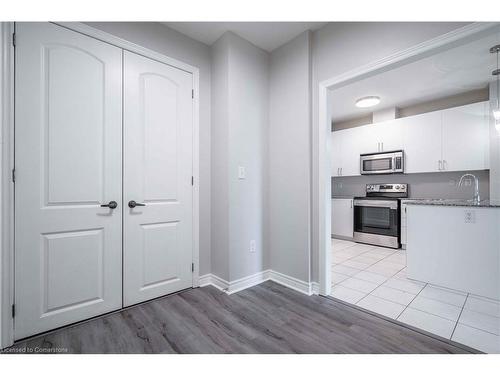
[14,23,123,339]
[123,51,193,306]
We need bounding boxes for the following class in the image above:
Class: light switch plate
[250,240,256,253]
[238,166,246,179]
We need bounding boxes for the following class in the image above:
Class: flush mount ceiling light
[491,44,500,132]
[355,96,381,108]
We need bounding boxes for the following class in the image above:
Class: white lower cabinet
[331,198,354,239]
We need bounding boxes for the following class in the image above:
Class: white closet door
[14,23,123,339]
[123,51,193,306]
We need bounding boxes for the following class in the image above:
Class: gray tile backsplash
[332,170,490,199]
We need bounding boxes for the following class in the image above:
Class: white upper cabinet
[441,101,490,172]
[375,119,404,153]
[342,126,365,176]
[331,101,490,177]
[331,131,343,176]
[402,111,442,174]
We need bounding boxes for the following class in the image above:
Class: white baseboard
[268,270,313,296]
[311,282,320,295]
[226,270,271,294]
[199,270,316,296]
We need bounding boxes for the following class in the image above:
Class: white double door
[14,23,193,340]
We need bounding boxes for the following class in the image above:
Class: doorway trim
[0,21,201,349]
[317,22,500,296]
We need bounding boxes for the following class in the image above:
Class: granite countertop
[404,199,500,208]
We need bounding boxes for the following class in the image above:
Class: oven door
[353,199,400,247]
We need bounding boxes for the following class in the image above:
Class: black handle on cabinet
[128,200,146,208]
[100,201,118,209]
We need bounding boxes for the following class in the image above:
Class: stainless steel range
[353,183,408,249]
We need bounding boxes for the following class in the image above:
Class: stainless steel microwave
[360,150,404,175]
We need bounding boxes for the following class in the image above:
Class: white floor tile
[393,268,408,279]
[341,246,371,256]
[459,309,500,335]
[371,285,416,306]
[419,284,467,307]
[352,270,388,285]
[366,263,404,277]
[383,252,407,265]
[349,254,380,266]
[332,240,357,252]
[341,259,371,270]
[367,248,395,257]
[331,264,360,277]
[330,285,366,304]
[409,295,462,321]
[339,277,379,294]
[331,272,350,285]
[398,307,456,339]
[332,253,354,263]
[383,277,425,294]
[465,295,500,318]
[357,295,406,319]
[360,252,389,261]
[452,323,500,354]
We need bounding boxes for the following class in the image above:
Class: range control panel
[366,183,408,195]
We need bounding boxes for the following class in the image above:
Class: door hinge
[191,176,194,186]
[12,304,15,318]
[11,168,15,183]
[192,89,194,99]
[191,263,194,272]
[12,33,16,47]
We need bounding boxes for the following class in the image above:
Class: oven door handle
[353,200,398,209]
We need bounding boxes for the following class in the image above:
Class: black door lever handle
[128,200,146,208]
[100,201,118,209]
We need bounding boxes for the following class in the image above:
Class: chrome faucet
[458,173,481,203]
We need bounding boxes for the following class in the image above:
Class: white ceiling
[330,29,500,123]
[162,22,327,52]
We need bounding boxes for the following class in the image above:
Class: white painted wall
[84,22,213,276]
[211,32,269,282]
[269,31,312,283]
[310,22,470,282]
[210,34,230,280]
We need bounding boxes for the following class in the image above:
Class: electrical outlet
[250,240,256,253]
[464,210,475,224]
[464,178,472,187]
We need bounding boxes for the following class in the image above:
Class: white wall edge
[0,21,15,351]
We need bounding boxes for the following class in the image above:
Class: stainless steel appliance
[353,183,408,249]
[360,150,404,175]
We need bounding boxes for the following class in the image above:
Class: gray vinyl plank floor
[3,281,477,354]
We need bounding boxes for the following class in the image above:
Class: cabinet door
[377,119,404,152]
[331,131,342,176]
[331,199,353,238]
[441,102,489,172]
[402,111,442,173]
[341,127,366,176]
